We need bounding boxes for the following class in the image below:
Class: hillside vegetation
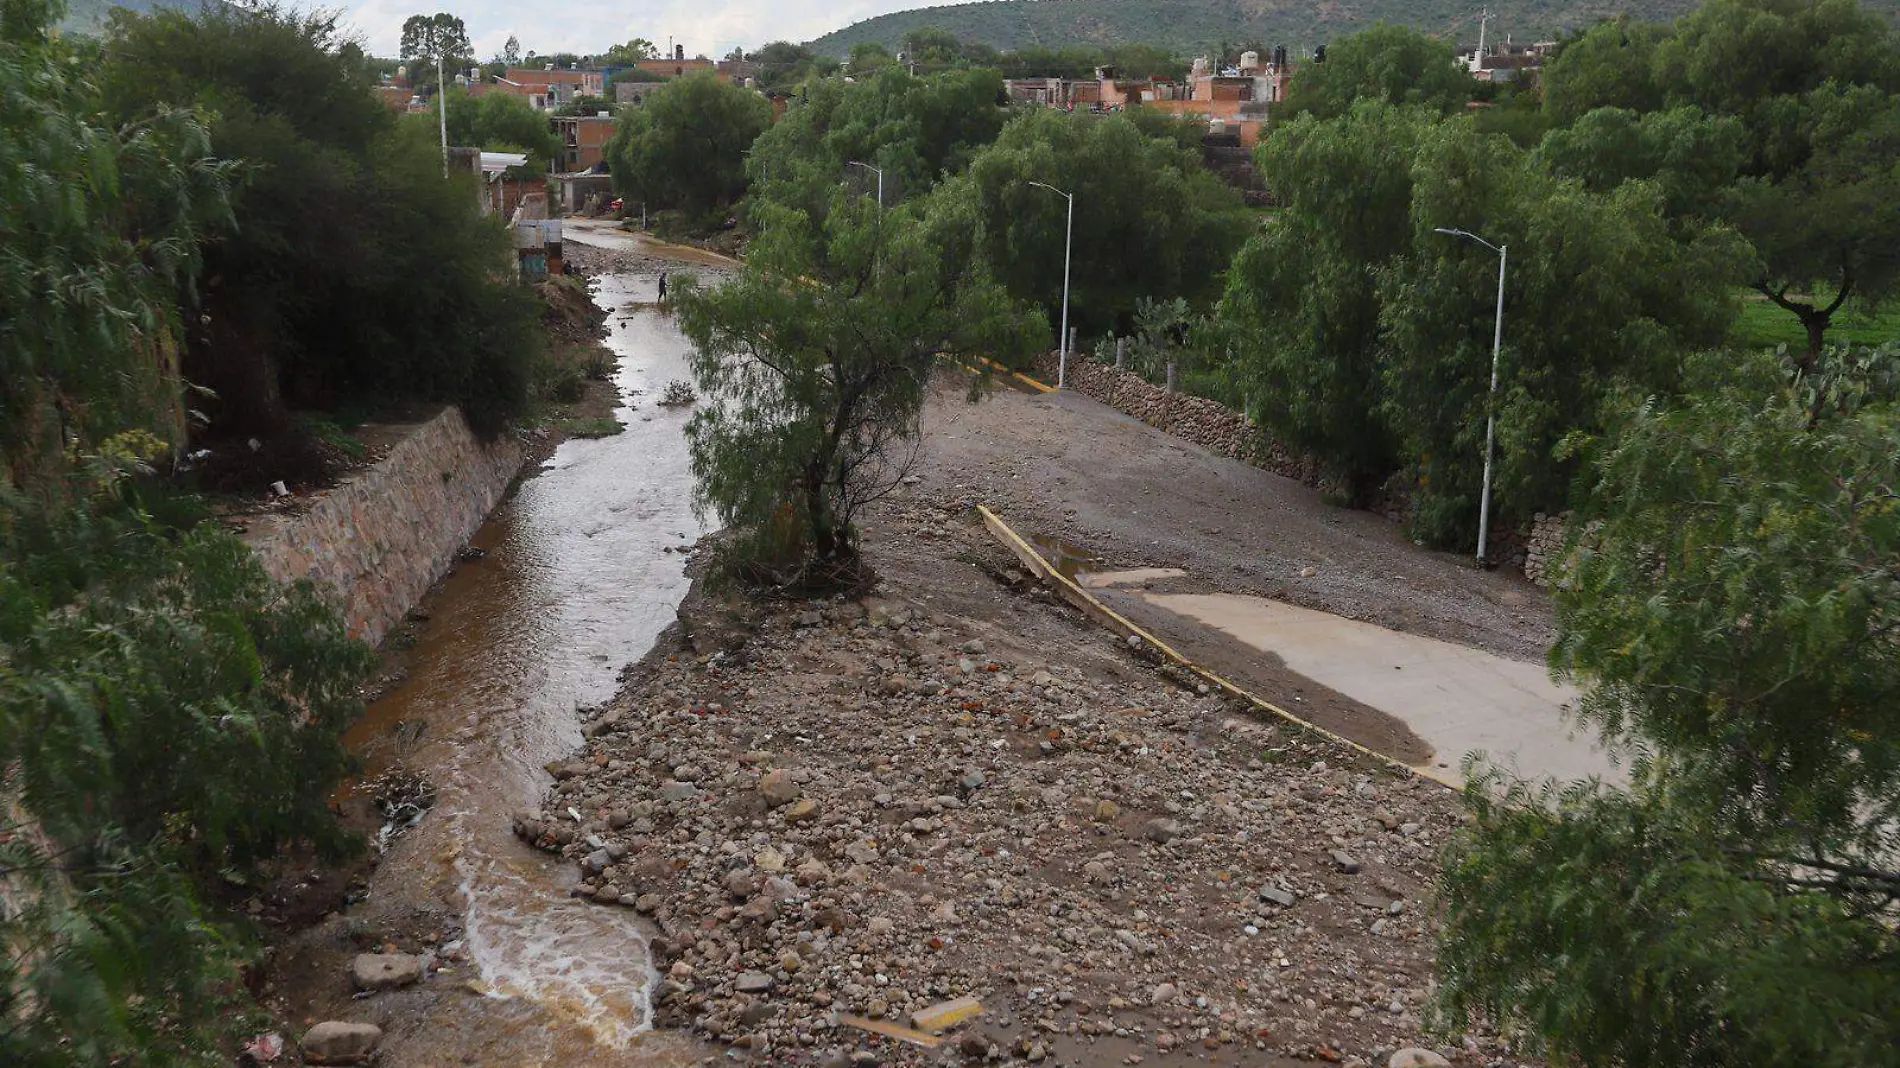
[811,0,1898,56]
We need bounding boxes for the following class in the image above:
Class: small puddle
[1028,533,1102,579]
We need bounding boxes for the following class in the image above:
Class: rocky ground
[516,494,1526,1068]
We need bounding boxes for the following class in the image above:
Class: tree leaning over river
[672,189,1043,589]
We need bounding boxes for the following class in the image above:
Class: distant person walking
[657,271,668,303]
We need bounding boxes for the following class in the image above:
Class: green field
[1731,295,1900,351]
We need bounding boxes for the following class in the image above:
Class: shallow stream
[331,270,710,1062]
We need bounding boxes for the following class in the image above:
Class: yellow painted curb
[973,356,1056,394]
[976,505,1460,792]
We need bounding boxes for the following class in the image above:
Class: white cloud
[335,0,943,59]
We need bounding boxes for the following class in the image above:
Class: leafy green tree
[1726,82,1900,366]
[849,41,895,73]
[1541,0,1900,359]
[1,5,374,1061]
[673,191,1041,584]
[2,0,230,492]
[748,66,1008,222]
[749,40,834,90]
[1218,103,1429,498]
[399,11,472,77]
[1280,24,1471,121]
[1438,347,1900,1067]
[1534,105,1747,216]
[607,71,772,215]
[1379,119,1740,542]
[501,32,519,65]
[1539,17,1672,125]
[98,5,541,441]
[901,26,963,65]
[964,108,1252,341]
[429,84,560,166]
[601,36,656,64]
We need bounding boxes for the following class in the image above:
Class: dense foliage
[1279,24,1472,119]
[0,0,228,492]
[96,5,541,448]
[1437,347,1900,1065]
[2,3,373,1061]
[963,108,1252,339]
[674,191,1042,586]
[746,66,1009,220]
[806,0,1818,59]
[607,71,773,217]
[429,85,561,169]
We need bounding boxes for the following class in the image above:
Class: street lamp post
[1433,227,1507,568]
[846,160,884,210]
[1028,181,1074,390]
[437,52,449,177]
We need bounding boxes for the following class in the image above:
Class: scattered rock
[735,971,774,993]
[1142,817,1183,844]
[1331,849,1362,874]
[1150,982,1179,1005]
[301,1021,382,1065]
[349,953,421,991]
[784,798,821,823]
[1389,1050,1452,1068]
[757,769,800,807]
[1259,885,1297,908]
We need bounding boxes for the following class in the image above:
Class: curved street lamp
[846,160,884,210]
[1027,181,1075,390]
[1432,227,1507,568]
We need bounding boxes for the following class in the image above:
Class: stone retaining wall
[244,407,522,646]
[1032,354,1334,492]
[1522,510,1572,588]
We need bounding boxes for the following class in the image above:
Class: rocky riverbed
[514,496,1529,1068]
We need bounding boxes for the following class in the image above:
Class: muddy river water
[305,268,715,1065]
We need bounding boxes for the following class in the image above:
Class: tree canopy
[1438,347,1900,1066]
[1279,23,1472,120]
[964,108,1252,342]
[97,5,540,446]
[607,72,772,216]
[673,190,1041,584]
[399,10,471,71]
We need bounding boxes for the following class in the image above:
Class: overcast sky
[338,0,937,59]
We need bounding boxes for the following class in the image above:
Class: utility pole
[1027,181,1075,390]
[437,50,449,177]
[1477,7,1492,59]
[1433,227,1507,568]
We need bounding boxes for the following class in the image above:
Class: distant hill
[57,0,215,36]
[810,0,1900,58]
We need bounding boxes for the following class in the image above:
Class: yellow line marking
[972,356,1055,393]
[976,505,1460,791]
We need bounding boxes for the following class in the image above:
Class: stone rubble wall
[244,407,522,646]
[1522,510,1573,588]
[1031,353,1336,493]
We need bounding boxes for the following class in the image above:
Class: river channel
[280,263,717,1066]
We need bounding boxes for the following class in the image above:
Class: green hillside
[57,0,208,36]
[810,0,1900,57]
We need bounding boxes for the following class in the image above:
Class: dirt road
[914,378,1552,663]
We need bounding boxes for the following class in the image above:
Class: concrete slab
[1142,592,1623,785]
[1077,567,1188,589]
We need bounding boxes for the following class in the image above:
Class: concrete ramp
[1141,593,1624,785]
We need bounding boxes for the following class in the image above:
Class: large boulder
[351,952,423,991]
[302,1021,383,1064]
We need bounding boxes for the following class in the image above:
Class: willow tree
[1437,347,1900,1066]
[673,188,1041,588]
[0,0,229,492]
